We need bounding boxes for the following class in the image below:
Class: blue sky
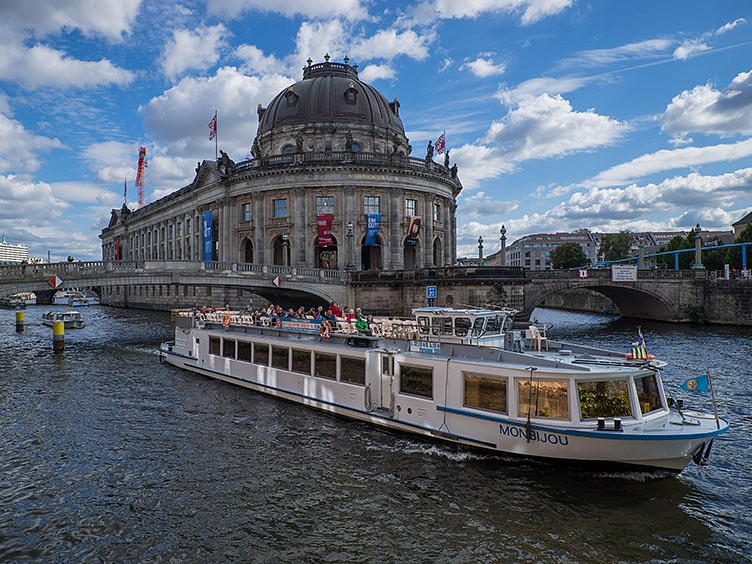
[1,0,751,261]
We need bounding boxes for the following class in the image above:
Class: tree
[726,224,752,269]
[550,243,589,269]
[599,232,633,262]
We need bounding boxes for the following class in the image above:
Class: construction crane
[135,147,147,209]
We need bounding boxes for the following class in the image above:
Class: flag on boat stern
[681,375,710,393]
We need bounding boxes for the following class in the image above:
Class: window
[253,342,269,365]
[209,336,220,356]
[635,374,664,414]
[272,346,289,370]
[517,379,569,420]
[405,199,417,218]
[316,196,334,215]
[281,144,296,154]
[315,352,337,379]
[340,356,366,385]
[464,373,507,414]
[400,364,433,399]
[364,196,380,215]
[237,341,251,362]
[292,349,311,375]
[273,199,288,218]
[577,379,631,419]
[242,203,251,222]
[222,339,236,359]
[433,202,441,222]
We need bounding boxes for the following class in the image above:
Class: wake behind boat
[159,306,728,473]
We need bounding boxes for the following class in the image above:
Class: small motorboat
[42,310,85,329]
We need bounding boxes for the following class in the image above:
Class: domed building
[100,58,462,273]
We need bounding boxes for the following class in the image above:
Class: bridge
[1,261,748,324]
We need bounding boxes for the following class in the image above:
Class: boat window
[340,356,365,385]
[470,317,485,337]
[485,316,501,334]
[222,339,236,359]
[577,379,631,419]
[272,346,289,370]
[417,316,430,335]
[635,373,664,414]
[209,336,220,356]
[517,379,569,420]
[237,341,251,362]
[430,317,443,335]
[314,352,337,380]
[292,349,311,375]
[400,364,433,399]
[253,342,269,366]
[454,317,471,337]
[464,372,507,414]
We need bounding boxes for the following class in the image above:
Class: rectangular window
[253,342,269,365]
[464,373,507,414]
[433,202,441,222]
[273,199,288,218]
[635,374,664,414]
[340,356,366,385]
[315,352,337,379]
[242,203,251,222]
[400,364,433,399]
[364,196,380,215]
[577,379,631,419]
[222,339,236,359]
[292,349,312,375]
[209,336,220,356]
[237,341,251,362]
[517,379,569,420]
[272,346,289,370]
[316,196,334,215]
[405,199,417,218]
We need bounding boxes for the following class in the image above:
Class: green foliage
[684,304,707,324]
[599,232,633,262]
[726,224,752,269]
[551,242,589,269]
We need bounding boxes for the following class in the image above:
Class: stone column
[253,193,265,264]
[389,187,403,269]
[294,187,307,266]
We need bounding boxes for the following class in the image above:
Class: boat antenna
[707,371,720,430]
[525,366,537,442]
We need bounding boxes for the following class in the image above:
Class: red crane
[135,147,147,209]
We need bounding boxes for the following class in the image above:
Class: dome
[256,60,405,150]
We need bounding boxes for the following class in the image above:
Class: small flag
[208,113,217,141]
[681,375,710,393]
[435,132,445,154]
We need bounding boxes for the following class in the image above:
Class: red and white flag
[208,113,217,141]
[435,132,445,154]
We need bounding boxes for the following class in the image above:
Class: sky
[1,0,751,262]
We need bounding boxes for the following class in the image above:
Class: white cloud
[716,18,746,35]
[461,57,506,77]
[662,70,752,138]
[673,40,709,61]
[294,21,349,66]
[0,112,65,173]
[161,24,228,80]
[0,0,140,40]
[206,0,368,21]
[236,45,285,75]
[350,28,432,61]
[496,76,591,105]
[359,64,397,83]
[420,0,573,25]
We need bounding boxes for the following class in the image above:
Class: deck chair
[529,325,548,351]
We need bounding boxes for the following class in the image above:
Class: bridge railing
[526,268,709,280]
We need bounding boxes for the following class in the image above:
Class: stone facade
[100,60,462,273]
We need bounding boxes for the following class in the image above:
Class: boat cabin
[412,307,516,347]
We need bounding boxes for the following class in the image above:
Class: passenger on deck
[355,312,371,335]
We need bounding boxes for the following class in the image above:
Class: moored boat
[42,310,85,329]
[0,295,27,309]
[52,290,100,306]
[159,306,728,473]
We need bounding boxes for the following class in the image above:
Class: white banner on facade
[611,264,637,281]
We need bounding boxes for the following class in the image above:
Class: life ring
[222,314,231,328]
[320,320,332,339]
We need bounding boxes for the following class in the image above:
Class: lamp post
[282,233,289,267]
[499,225,507,266]
[478,236,484,265]
[692,223,704,269]
[346,221,354,270]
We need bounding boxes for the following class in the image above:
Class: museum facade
[100,59,462,271]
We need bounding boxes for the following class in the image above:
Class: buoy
[53,320,65,351]
[15,311,24,332]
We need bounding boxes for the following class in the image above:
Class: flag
[208,113,217,141]
[681,375,710,393]
[435,132,445,154]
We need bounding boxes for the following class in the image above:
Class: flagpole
[214,110,218,161]
[707,371,720,429]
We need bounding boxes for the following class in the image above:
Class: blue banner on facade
[365,213,381,246]
[202,210,213,261]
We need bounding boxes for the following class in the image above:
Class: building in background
[0,234,29,264]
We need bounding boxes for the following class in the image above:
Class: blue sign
[426,285,437,299]
[201,210,213,261]
[365,213,381,246]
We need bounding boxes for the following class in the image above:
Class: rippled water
[1,306,750,563]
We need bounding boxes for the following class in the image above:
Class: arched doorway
[273,235,291,266]
[433,237,443,267]
[361,235,383,270]
[315,236,338,270]
[241,238,253,263]
[403,238,418,270]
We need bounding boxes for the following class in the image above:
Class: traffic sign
[273,276,283,287]
[49,275,63,288]
[426,285,437,299]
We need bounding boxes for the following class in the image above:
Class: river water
[1,305,750,563]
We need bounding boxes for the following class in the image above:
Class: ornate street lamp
[478,236,484,265]
[499,225,507,266]
[282,233,289,267]
[692,223,704,269]
[346,221,355,270]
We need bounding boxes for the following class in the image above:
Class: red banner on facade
[317,214,333,246]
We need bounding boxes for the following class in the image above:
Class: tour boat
[52,290,100,306]
[0,295,27,309]
[42,310,85,329]
[159,306,728,473]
